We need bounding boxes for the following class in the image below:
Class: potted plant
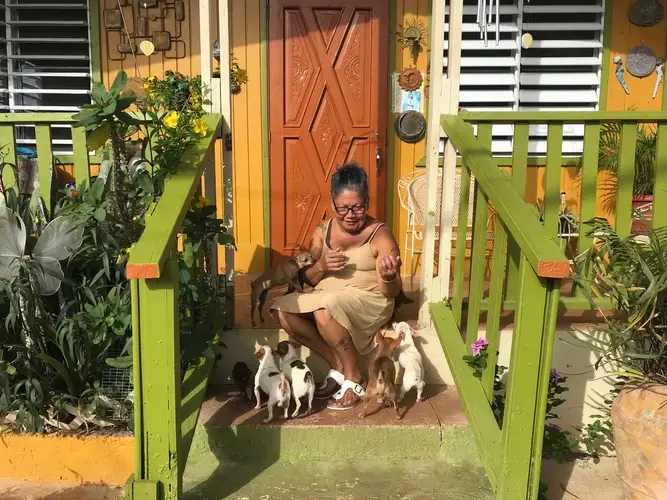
[578,218,667,499]
[230,56,248,95]
[584,121,656,233]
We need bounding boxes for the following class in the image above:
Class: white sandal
[327,380,365,411]
[315,369,345,400]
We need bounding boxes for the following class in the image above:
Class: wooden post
[132,253,182,500]
[218,0,235,280]
[199,0,213,114]
[419,0,462,326]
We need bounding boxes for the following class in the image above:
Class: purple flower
[547,423,561,430]
[550,368,560,382]
[471,338,489,357]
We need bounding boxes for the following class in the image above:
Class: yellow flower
[163,110,179,128]
[193,195,210,209]
[192,118,208,136]
[143,82,151,91]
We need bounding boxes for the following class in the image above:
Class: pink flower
[547,423,561,430]
[550,369,560,382]
[471,338,488,357]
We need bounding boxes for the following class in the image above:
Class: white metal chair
[399,169,487,275]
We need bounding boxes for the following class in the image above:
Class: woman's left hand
[377,254,401,282]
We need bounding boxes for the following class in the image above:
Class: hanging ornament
[476,0,499,47]
[627,43,658,78]
[629,0,664,27]
[521,33,533,49]
[139,39,155,56]
[653,58,664,98]
[398,68,423,92]
[614,56,631,95]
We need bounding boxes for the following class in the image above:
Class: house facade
[4,0,661,277]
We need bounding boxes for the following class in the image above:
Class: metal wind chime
[477,0,500,46]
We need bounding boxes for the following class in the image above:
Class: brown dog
[250,251,314,327]
[359,331,405,420]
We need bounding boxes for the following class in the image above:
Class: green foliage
[575,218,667,384]
[576,121,656,196]
[0,70,234,433]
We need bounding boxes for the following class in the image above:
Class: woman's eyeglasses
[333,202,367,216]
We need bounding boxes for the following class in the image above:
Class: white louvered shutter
[443,0,605,156]
[0,0,93,154]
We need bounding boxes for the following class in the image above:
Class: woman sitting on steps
[270,161,403,411]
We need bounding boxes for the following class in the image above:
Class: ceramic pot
[230,82,241,95]
[611,384,667,499]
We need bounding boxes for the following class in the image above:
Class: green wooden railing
[431,114,571,499]
[431,111,667,499]
[125,113,222,500]
[459,110,667,312]
[0,113,90,210]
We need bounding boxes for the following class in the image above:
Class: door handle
[376,147,382,177]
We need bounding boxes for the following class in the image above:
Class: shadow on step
[183,387,281,499]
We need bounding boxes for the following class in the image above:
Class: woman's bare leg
[274,310,342,372]
[313,310,362,408]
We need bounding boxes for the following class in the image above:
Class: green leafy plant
[574,218,667,384]
[0,70,234,433]
[577,121,656,197]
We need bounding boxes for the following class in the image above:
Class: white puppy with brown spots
[392,322,426,403]
[276,341,315,417]
[254,345,291,423]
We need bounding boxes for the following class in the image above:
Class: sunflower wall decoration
[397,19,428,64]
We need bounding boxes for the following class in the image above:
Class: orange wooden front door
[268,0,389,261]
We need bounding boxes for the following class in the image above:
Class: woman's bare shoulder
[372,223,400,256]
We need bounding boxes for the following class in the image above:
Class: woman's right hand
[318,248,347,272]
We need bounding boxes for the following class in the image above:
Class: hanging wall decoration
[614,56,631,95]
[476,0,500,47]
[629,0,664,27]
[396,19,428,64]
[653,58,665,98]
[103,0,187,61]
[395,111,426,144]
[398,68,423,92]
[627,44,658,77]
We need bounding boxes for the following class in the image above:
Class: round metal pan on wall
[627,45,658,78]
[395,111,426,143]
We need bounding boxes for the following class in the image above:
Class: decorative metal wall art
[396,19,428,64]
[476,0,500,47]
[103,0,186,61]
[614,56,631,95]
[629,0,664,27]
[653,58,665,98]
[398,68,423,92]
[627,44,658,77]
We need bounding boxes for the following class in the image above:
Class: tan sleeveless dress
[270,220,395,355]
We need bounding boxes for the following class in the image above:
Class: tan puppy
[359,331,404,420]
[250,251,314,327]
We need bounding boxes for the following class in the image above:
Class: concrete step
[190,385,475,463]
[183,459,494,500]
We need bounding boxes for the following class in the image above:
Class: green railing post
[498,257,552,500]
[130,251,182,500]
[504,123,529,301]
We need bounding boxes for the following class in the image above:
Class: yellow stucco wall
[0,433,133,485]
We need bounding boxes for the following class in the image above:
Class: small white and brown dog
[392,322,426,403]
[275,341,315,417]
[254,345,291,423]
